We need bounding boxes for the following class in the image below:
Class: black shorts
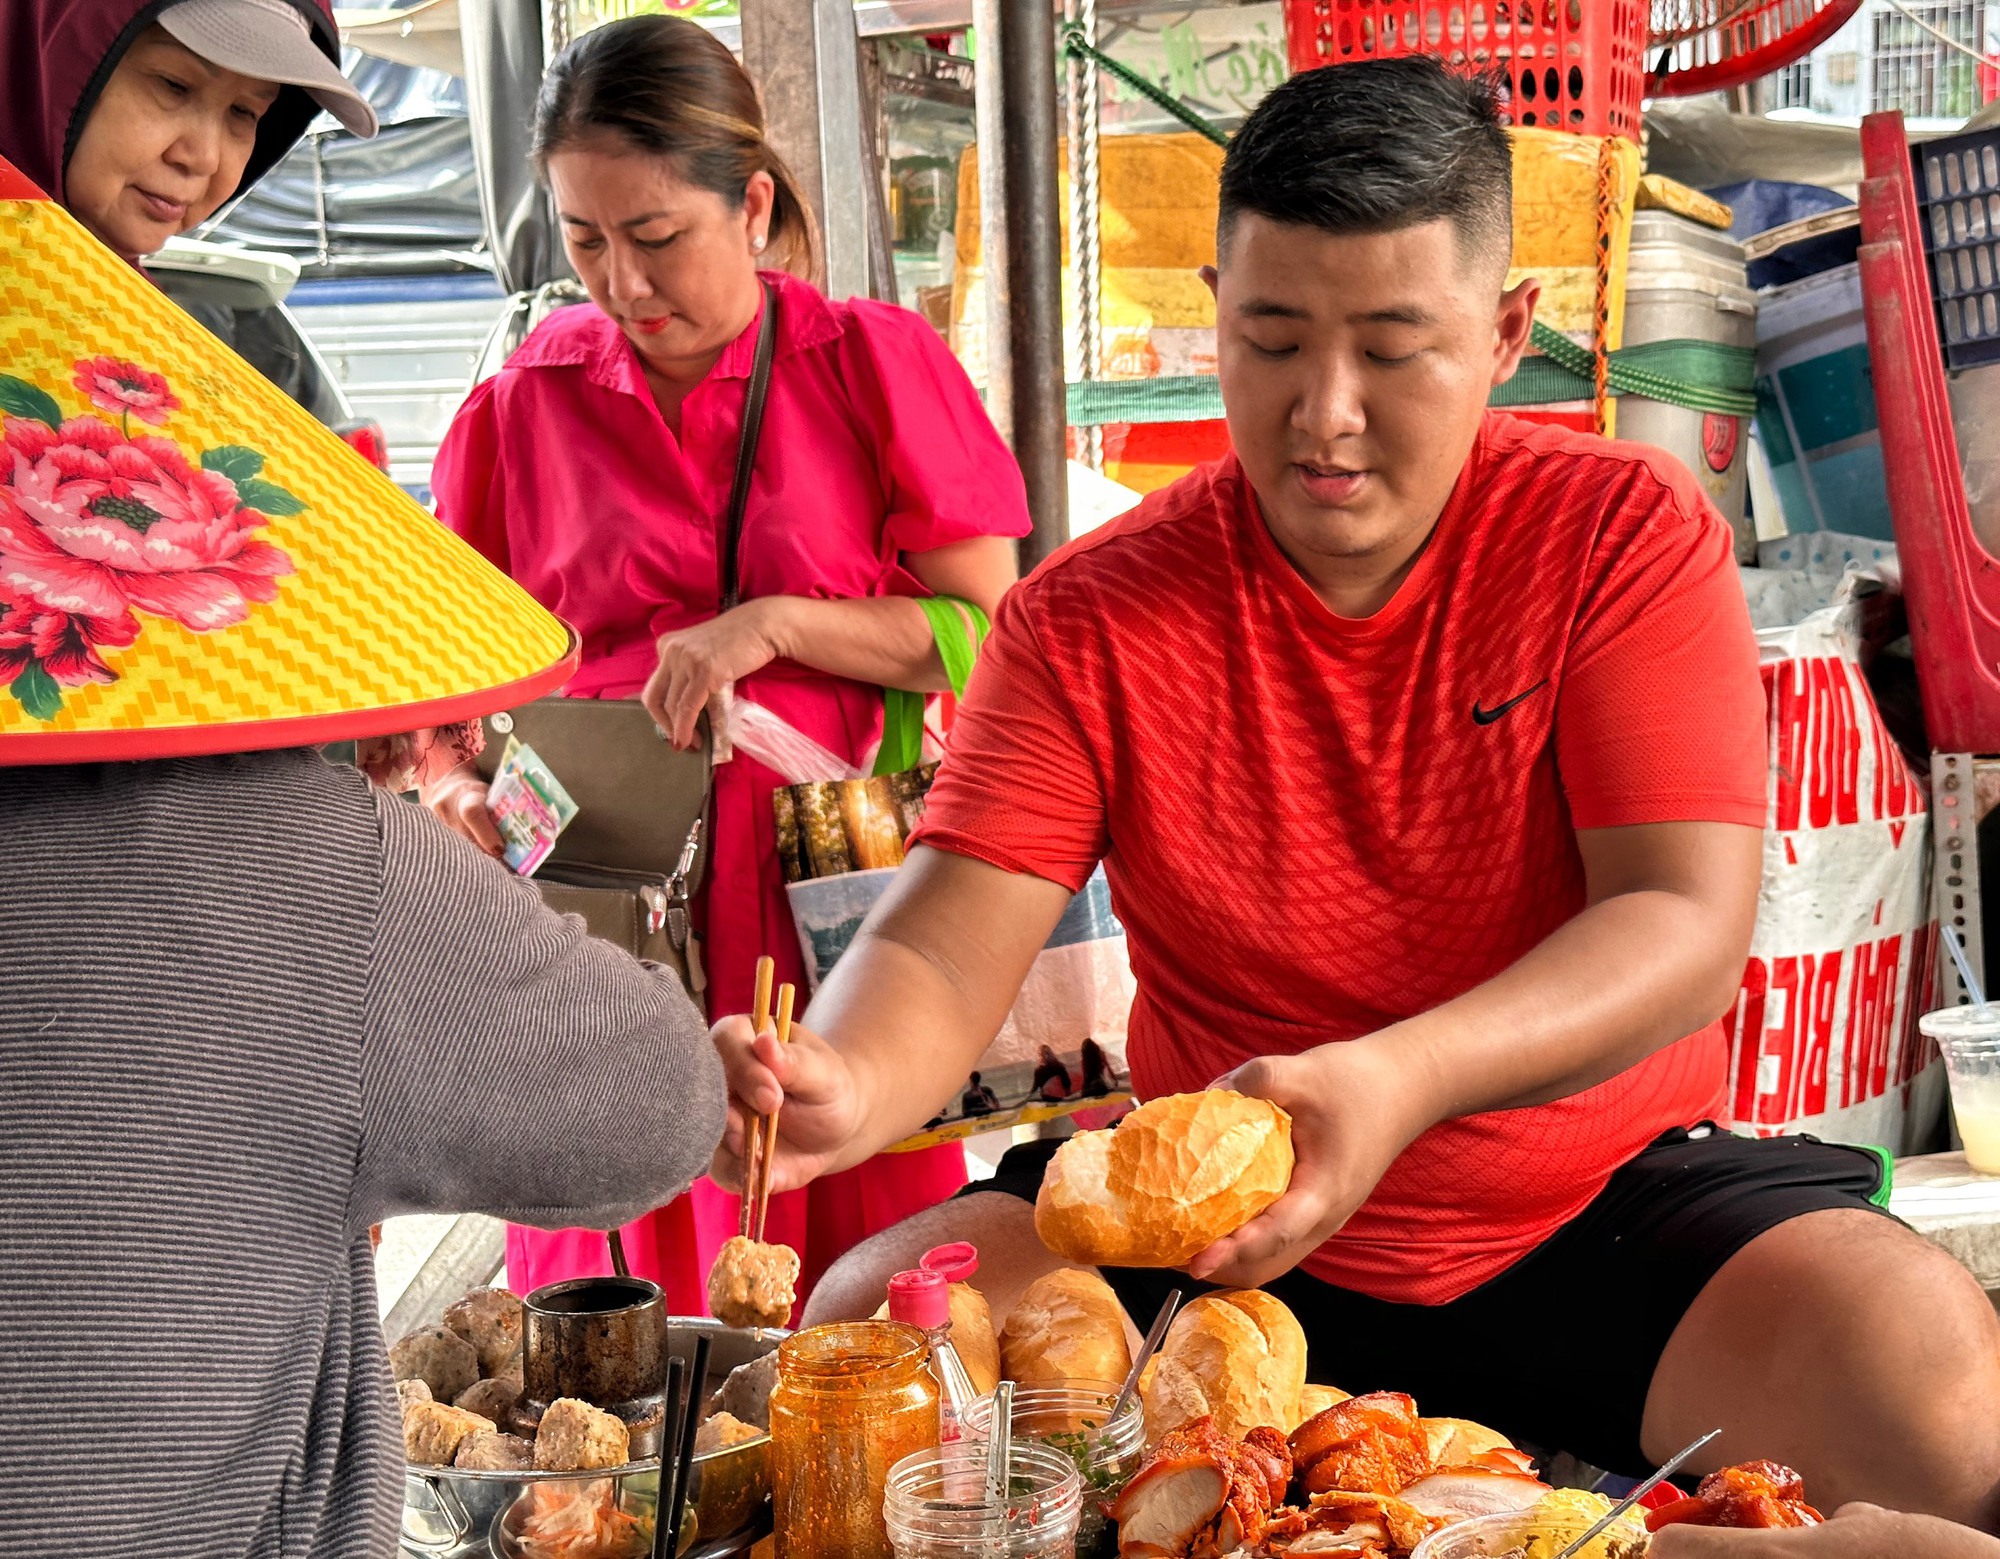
[963,1124,1894,1475]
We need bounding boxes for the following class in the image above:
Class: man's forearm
[1364,881,1750,1125]
[803,927,1008,1171]
[800,847,1074,1172]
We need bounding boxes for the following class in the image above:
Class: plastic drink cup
[1920,1004,2000,1174]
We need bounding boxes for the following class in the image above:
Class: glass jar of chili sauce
[771,1320,941,1558]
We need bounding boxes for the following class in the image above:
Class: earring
[752,234,767,253]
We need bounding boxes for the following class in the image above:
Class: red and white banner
[1723,574,1946,1150]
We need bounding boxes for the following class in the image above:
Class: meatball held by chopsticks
[708,1235,801,1331]
[708,960,801,1330]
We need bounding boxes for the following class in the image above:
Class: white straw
[1946,923,1989,1007]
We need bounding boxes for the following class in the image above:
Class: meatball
[390,1325,479,1405]
[404,1400,495,1467]
[706,1236,799,1331]
[396,1378,434,1413]
[455,1375,522,1424]
[442,1286,523,1375]
[453,1430,536,1472]
[694,1411,763,1455]
[534,1397,630,1472]
[715,1350,779,1432]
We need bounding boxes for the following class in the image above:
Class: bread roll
[1139,1290,1306,1442]
[1297,1384,1352,1429]
[1034,1092,1293,1267]
[874,1281,1002,1396]
[1000,1268,1132,1388]
[1422,1416,1515,1467]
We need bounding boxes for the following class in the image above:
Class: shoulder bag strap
[670,280,781,971]
[719,279,780,613]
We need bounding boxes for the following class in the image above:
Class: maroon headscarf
[0,0,340,205]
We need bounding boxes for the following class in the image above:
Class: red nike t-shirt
[913,413,1769,1304]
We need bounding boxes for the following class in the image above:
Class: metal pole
[1064,0,1103,472]
[998,0,1071,567]
[812,0,872,299]
[974,0,1012,447]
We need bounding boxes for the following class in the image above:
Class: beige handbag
[475,697,712,996]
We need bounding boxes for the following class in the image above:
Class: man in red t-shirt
[713,59,2000,1520]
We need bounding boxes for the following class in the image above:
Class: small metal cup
[521,1276,669,1457]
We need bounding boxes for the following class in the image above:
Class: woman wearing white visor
[1,0,377,266]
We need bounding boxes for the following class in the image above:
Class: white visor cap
[159,0,379,138]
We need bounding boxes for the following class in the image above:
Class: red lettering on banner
[1764,955,1802,1123]
[1829,660,1861,825]
[1735,952,1844,1124]
[1842,934,1902,1107]
[1870,689,1919,823]
[1769,653,1925,831]
[1803,950,1839,1117]
[1808,660,1835,829]
[1729,957,1769,1124]
[1773,661,1806,833]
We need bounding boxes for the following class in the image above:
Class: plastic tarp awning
[202,52,486,272]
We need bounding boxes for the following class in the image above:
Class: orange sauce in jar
[771,1321,941,1559]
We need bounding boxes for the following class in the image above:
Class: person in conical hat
[1,0,377,267]
[0,166,728,1557]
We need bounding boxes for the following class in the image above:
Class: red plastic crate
[1858,111,2000,754]
[1283,0,1646,142]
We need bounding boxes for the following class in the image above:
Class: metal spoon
[986,1379,1014,1527]
[1549,1428,1722,1559]
[1105,1289,1182,1428]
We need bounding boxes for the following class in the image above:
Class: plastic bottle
[885,1267,981,1447]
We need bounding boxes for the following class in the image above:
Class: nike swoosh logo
[1471,678,1550,725]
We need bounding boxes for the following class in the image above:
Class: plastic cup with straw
[1922,925,2000,1174]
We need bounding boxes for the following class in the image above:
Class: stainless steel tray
[400,1319,784,1559]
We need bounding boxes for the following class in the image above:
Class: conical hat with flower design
[0,155,576,764]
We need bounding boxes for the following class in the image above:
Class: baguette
[1297,1383,1352,1429]
[1034,1092,1293,1267]
[1140,1289,1307,1442]
[1422,1416,1516,1466]
[1000,1268,1133,1388]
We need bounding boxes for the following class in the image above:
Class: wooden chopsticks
[738,955,795,1245]
[754,984,795,1244]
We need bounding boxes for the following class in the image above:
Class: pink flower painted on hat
[0,359,301,723]
[70,357,180,429]
[0,578,138,692]
[0,415,294,637]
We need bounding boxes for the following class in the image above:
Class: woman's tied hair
[533,14,822,281]
[1218,56,1513,278]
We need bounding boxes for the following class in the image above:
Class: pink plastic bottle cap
[887,1267,950,1329]
[920,1241,979,1284]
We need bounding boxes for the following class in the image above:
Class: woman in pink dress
[424,15,1028,1320]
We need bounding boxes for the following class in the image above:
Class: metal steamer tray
[400,1319,784,1559]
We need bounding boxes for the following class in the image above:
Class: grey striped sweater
[0,747,726,1557]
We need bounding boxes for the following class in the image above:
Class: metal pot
[520,1276,669,1452]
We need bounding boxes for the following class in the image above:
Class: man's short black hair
[1218,57,1513,270]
